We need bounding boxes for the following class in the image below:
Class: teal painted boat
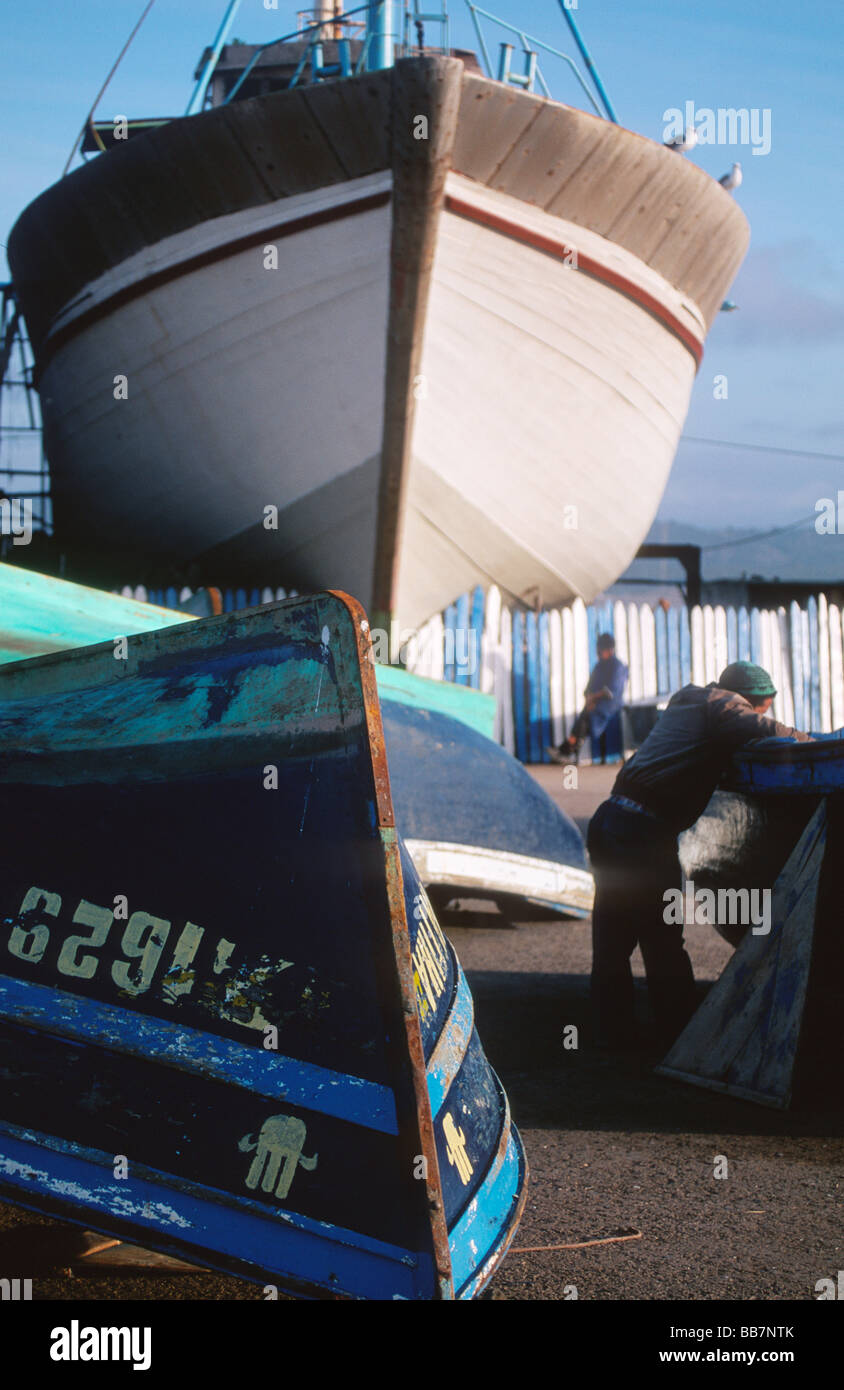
[0,590,526,1298]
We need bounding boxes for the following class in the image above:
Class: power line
[700,516,815,552]
[681,435,844,464]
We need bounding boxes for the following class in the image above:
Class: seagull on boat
[719,162,743,191]
[664,126,699,154]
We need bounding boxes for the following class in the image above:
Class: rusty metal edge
[329,589,454,1299]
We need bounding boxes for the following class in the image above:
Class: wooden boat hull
[8,59,749,626]
[0,592,526,1298]
[680,738,844,947]
[383,700,592,916]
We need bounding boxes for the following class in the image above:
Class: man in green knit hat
[587,661,813,1051]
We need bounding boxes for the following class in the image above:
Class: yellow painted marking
[443,1112,474,1185]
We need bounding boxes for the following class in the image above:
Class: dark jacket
[613,682,812,832]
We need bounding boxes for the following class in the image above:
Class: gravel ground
[1,765,841,1302]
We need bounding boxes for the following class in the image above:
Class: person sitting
[548,633,628,765]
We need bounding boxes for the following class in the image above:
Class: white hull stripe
[405,840,595,913]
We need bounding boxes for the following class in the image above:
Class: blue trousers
[587,799,697,1046]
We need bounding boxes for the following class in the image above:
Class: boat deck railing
[464,2,616,118]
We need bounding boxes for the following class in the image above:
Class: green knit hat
[718,661,776,698]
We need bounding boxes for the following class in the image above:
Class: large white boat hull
[10,58,749,630]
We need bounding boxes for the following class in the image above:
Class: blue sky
[3,0,843,535]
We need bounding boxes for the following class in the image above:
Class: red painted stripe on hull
[34,189,392,382]
[444,193,704,369]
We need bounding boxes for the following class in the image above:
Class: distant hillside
[623,518,844,584]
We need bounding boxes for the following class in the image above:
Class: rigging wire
[62,0,159,176]
[681,435,844,465]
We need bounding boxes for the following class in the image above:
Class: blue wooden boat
[0,591,526,1298]
[730,734,844,797]
[662,737,844,1107]
[0,563,593,918]
[382,701,592,917]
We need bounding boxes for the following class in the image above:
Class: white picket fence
[126,583,841,763]
[407,587,841,762]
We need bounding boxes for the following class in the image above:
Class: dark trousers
[587,799,697,1047]
[569,708,591,742]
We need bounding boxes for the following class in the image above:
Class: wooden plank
[562,606,577,742]
[703,605,716,685]
[538,611,551,760]
[526,611,541,763]
[713,605,728,678]
[549,609,564,748]
[480,585,500,699]
[74,1243,203,1275]
[691,606,705,687]
[808,597,821,731]
[750,604,762,668]
[655,605,669,694]
[455,591,470,686]
[572,599,590,751]
[818,593,832,732]
[512,610,527,763]
[778,608,795,728]
[667,606,680,691]
[830,605,844,730]
[498,606,515,755]
[738,606,750,662]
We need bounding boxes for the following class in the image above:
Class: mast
[367,1,395,70]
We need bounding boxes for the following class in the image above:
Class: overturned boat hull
[0,591,526,1298]
[382,700,592,916]
[680,738,843,947]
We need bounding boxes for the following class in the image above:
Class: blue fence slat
[586,602,598,668]
[654,606,669,693]
[454,592,470,686]
[807,597,821,730]
[737,607,750,661]
[750,607,762,665]
[667,607,680,690]
[526,611,542,763]
[165,586,178,610]
[469,586,485,690]
[512,611,527,763]
[679,608,692,685]
[538,610,551,760]
[789,601,805,730]
[444,603,458,683]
